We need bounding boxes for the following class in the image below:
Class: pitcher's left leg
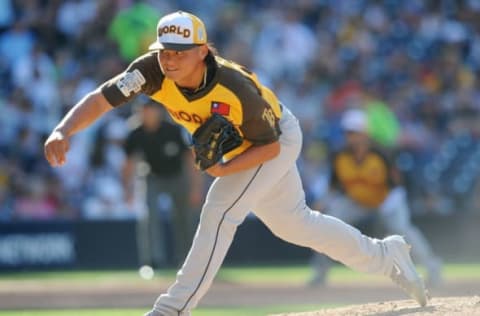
[146,166,265,316]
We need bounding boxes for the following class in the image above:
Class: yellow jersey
[330,148,394,208]
[101,52,282,160]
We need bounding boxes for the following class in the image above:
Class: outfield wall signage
[0,221,138,270]
[0,233,75,266]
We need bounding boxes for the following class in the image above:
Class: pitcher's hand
[205,163,227,177]
[44,130,70,167]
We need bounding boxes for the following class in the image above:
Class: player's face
[142,105,161,129]
[157,46,207,87]
[345,131,370,149]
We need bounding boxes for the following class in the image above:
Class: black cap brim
[148,41,202,51]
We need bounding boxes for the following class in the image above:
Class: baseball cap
[149,11,207,51]
[341,109,368,133]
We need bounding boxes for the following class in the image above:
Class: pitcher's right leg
[254,166,427,306]
[255,167,390,275]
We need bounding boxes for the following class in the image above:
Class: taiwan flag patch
[211,101,230,115]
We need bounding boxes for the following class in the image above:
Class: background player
[310,109,442,287]
[44,11,428,315]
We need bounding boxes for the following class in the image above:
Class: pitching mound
[272,296,480,316]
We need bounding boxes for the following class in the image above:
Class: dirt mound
[272,296,480,316]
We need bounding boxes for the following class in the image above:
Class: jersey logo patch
[116,69,146,97]
[211,102,230,115]
[262,107,276,129]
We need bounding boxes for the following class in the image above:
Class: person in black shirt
[122,100,202,267]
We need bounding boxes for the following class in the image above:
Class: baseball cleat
[384,235,428,307]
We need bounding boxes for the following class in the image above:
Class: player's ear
[198,45,209,59]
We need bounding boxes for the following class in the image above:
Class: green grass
[1,263,480,284]
[0,305,336,316]
[0,270,177,284]
[430,263,480,279]
[217,264,378,284]
[218,262,480,284]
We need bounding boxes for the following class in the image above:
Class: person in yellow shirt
[309,109,442,287]
[44,11,428,315]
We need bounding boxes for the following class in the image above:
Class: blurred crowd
[1,0,480,221]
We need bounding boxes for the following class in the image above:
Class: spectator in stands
[56,0,99,41]
[83,116,132,220]
[0,19,35,69]
[0,158,13,221]
[13,175,57,220]
[83,176,133,220]
[0,1,480,222]
[108,2,160,61]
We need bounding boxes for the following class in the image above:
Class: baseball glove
[192,114,243,171]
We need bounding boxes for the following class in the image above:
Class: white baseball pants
[314,187,440,275]
[148,107,393,316]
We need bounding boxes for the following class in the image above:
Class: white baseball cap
[341,109,368,133]
[149,11,207,51]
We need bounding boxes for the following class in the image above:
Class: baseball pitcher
[44,11,429,316]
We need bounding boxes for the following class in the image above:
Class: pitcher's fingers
[53,143,67,165]
[62,138,70,153]
[59,140,69,164]
[44,144,57,166]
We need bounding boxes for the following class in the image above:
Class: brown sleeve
[100,52,164,107]
[220,68,280,145]
[241,94,281,144]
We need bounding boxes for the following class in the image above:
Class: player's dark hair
[206,43,218,56]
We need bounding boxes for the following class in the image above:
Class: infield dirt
[272,296,480,315]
